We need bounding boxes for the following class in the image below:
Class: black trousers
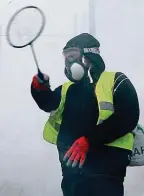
[58,145,131,196]
[61,174,124,196]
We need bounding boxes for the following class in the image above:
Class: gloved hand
[32,73,50,90]
[63,137,89,168]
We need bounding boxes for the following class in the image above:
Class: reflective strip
[98,119,103,125]
[50,109,57,117]
[114,74,125,86]
[55,123,60,132]
[99,102,114,111]
[113,78,128,95]
[84,47,100,54]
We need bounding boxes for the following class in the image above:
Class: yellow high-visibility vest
[43,71,134,150]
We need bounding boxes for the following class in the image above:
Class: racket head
[6,5,46,48]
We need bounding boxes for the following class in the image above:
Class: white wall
[0,0,144,196]
[95,0,144,124]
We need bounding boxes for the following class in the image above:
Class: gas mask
[63,47,90,82]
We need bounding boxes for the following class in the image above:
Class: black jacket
[31,71,139,178]
[31,72,139,148]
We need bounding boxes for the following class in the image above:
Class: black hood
[63,33,105,81]
[63,33,100,50]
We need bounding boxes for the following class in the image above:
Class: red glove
[63,137,89,168]
[32,74,50,90]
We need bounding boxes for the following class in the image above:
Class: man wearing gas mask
[31,33,139,196]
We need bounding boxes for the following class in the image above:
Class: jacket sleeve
[86,72,140,148]
[31,84,62,113]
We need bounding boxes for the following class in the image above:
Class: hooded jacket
[31,33,139,178]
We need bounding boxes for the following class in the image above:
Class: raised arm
[31,74,62,112]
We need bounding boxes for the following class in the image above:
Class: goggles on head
[63,47,82,63]
[63,46,100,62]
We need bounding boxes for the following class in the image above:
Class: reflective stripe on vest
[99,102,114,111]
[43,71,134,150]
[98,102,114,125]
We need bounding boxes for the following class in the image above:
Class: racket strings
[7,6,45,47]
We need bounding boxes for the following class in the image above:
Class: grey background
[0,0,143,195]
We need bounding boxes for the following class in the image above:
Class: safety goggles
[63,46,100,62]
[63,47,82,63]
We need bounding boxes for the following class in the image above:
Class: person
[31,33,140,196]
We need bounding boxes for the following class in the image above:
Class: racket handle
[37,69,44,83]
[37,69,44,81]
